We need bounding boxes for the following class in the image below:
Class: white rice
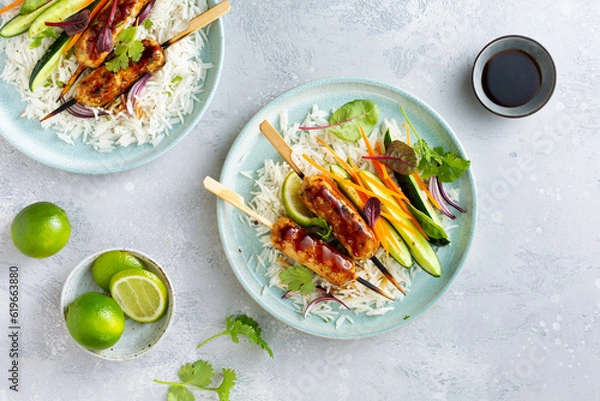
[0,0,210,151]
[247,105,421,323]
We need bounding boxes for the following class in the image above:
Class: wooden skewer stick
[258,120,304,179]
[203,176,273,229]
[162,0,231,49]
[203,176,394,301]
[258,120,405,296]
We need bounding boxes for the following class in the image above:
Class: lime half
[109,269,168,323]
[282,172,324,228]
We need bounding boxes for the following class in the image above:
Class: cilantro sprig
[105,26,144,72]
[197,315,273,358]
[400,106,470,182]
[154,361,237,401]
[155,314,272,401]
[279,265,316,296]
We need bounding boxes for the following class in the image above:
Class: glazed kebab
[41,0,230,121]
[258,120,406,295]
[203,176,395,300]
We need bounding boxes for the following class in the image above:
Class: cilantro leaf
[400,106,470,183]
[279,265,316,296]
[119,26,136,43]
[128,39,144,62]
[414,140,470,182]
[198,315,273,358]
[167,386,194,401]
[157,363,236,401]
[105,51,129,72]
[437,152,471,183]
[143,18,153,29]
[215,369,236,401]
[178,360,214,387]
[105,26,144,72]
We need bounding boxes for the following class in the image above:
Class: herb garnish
[197,314,273,358]
[279,265,316,296]
[364,197,382,227]
[400,106,470,182]
[105,26,144,72]
[155,361,236,401]
[155,314,272,401]
[363,138,418,176]
[328,99,380,142]
[45,9,90,36]
[143,18,153,29]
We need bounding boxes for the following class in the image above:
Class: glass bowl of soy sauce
[472,35,556,118]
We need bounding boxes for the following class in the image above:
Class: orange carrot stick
[412,172,443,210]
[0,0,24,15]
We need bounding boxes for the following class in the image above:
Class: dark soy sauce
[482,49,541,108]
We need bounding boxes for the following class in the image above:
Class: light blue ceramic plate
[218,77,477,339]
[60,248,175,360]
[0,0,224,174]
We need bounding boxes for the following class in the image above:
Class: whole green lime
[91,251,145,291]
[65,292,125,351]
[10,202,71,258]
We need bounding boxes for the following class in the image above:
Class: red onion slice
[59,98,107,119]
[135,0,155,25]
[303,292,349,319]
[429,176,456,220]
[437,179,467,213]
[126,72,152,116]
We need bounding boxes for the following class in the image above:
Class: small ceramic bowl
[60,248,175,360]
[472,35,556,118]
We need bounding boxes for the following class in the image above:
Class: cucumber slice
[358,169,441,277]
[21,0,51,15]
[329,164,413,268]
[29,0,90,38]
[405,203,450,247]
[0,0,58,37]
[29,31,69,91]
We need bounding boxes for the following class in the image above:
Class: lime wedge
[281,171,317,226]
[109,269,169,323]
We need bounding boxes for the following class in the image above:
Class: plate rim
[0,1,225,175]
[218,76,478,339]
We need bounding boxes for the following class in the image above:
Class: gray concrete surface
[0,0,599,400]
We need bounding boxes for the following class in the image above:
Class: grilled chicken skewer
[259,120,406,295]
[203,176,394,300]
[60,0,154,99]
[42,0,230,120]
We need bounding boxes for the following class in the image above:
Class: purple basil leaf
[45,9,90,36]
[364,197,381,227]
[364,140,418,175]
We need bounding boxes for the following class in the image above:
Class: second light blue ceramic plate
[0,0,224,174]
[218,77,476,339]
